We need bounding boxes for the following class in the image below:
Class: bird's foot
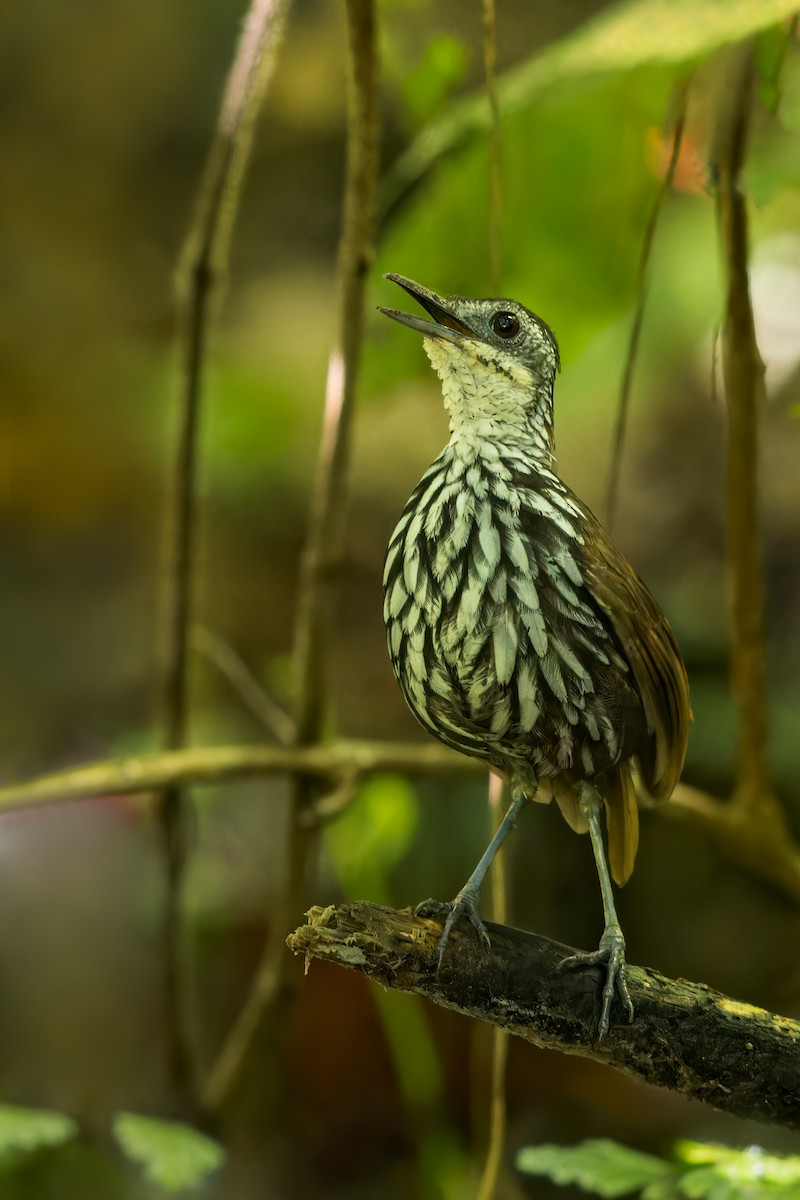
[559,923,634,1040]
[415,883,491,970]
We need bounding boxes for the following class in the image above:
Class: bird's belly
[399,601,634,782]
[385,485,645,782]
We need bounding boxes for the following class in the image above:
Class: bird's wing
[581,518,692,802]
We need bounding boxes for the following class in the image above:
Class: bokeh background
[2,0,800,1196]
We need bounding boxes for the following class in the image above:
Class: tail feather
[549,764,640,887]
[550,778,589,836]
[604,763,639,886]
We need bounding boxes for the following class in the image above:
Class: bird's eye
[491,311,520,338]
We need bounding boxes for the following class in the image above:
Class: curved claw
[415,884,491,969]
[559,923,634,1040]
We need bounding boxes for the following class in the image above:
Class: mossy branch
[289,901,800,1131]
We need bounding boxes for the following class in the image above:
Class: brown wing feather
[583,520,692,803]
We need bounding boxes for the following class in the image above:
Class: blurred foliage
[0,1107,224,1194]
[517,1138,800,1199]
[3,0,800,1197]
[518,1139,676,1197]
[380,0,800,207]
[0,1106,77,1171]
[112,1113,224,1193]
[325,772,420,902]
[395,34,470,123]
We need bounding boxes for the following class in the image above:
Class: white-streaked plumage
[379,273,691,1038]
[381,278,690,888]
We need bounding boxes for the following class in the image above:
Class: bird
[379,272,691,1039]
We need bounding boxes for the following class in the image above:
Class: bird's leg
[416,772,533,969]
[559,783,634,1040]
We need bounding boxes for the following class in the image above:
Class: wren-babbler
[380,273,691,1038]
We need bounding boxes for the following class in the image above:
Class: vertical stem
[289,0,378,944]
[160,0,290,1102]
[202,0,379,1113]
[477,11,506,1195]
[481,0,502,292]
[475,773,509,1200]
[605,88,687,529]
[713,46,770,814]
[293,2,378,739]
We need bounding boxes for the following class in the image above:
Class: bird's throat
[423,336,555,460]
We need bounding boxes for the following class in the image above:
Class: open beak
[378,273,473,344]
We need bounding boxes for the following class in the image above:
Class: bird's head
[379,272,560,456]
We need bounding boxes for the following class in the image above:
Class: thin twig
[160,0,290,1102]
[3,743,800,905]
[477,13,507,1193]
[193,624,296,744]
[164,0,290,756]
[712,46,774,816]
[292,6,378,742]
[0,742,468,812]
[605,86,688,529]
[201,0,379,1114]
[289,902,800,1131]
[709,321,721,411]
[481,0,502,293]
[476,773,509,1200]
[761,14,799,115]
[477,8,507,1196]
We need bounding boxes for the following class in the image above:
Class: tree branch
[0,741,479,813]
[3,745,800,908]
[667,784,800,904]
[288,901,800,1131]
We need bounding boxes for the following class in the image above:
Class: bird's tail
[549,764,639,887]
[603,762,639,886]
[548,777,588,836]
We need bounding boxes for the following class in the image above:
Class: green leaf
[403,35,469,123]
[325,773,420,901]
[113,1112,224,1194]
[504,0,800,82]
[385,0,800,199]
[678,1168,746,1200]
[374,67,687,366]
[0,1105,78,1167]
[642,1182,682,1200]
[676,1142,800,1196]
[517,1139,676,1197]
